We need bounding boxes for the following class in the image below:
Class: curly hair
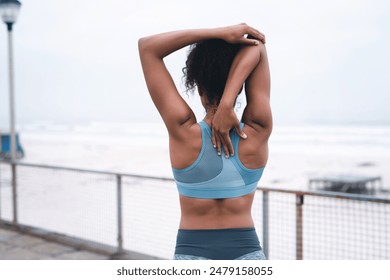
[182,39,241,105]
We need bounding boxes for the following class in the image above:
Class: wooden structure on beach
[309,174,383,194]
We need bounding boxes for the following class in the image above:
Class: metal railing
[260,187,390,259]
[0,161,174,257]
[0,160,389,259]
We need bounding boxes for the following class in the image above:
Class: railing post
[116,174,124,255]
[0,162,2,220]
[11,162,18,224]
[296,194,304,260]
[262,190,269,259]
[379,177,383,192]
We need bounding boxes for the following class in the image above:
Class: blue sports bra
[172,121,265,199]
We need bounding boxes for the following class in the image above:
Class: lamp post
[0,0,21,224]
[0,0,21,161]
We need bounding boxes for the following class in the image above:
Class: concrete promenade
[0,227,108,260]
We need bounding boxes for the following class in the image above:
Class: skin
[138,23,272,229]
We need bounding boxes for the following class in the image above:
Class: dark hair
[182,39,241,105]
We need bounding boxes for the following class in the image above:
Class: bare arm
[212,42,272,156]
[138,24,265,136]
[242,44,272,131]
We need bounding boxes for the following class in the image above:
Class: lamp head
[0,0,21,25]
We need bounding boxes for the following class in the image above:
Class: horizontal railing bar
[0,160,174,182]
[258,186,390,204]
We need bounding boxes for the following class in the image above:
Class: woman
[138,23,272,260]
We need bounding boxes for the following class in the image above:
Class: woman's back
[170,119,269,229]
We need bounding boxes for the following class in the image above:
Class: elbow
[264,117,273,135]
[138,36,160,58]
[258,106,273,132]
[138,35,155,55]
[245,105,273,133]
[254,116,273,133]
[138,37,148,54]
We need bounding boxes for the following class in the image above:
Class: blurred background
[0,0,389,260]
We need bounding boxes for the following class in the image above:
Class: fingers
[217,127,247,158]
[221,133,234,158]
[215,132,234,158]
[243,24,266,44]
[239,37,261,46]
[239,34,265,46]
[249,27,266,44]
[235,124,247,140]
[213,129,234,157]
[216,134,222,156]
[211,127,217,149]
[212,127,222,156]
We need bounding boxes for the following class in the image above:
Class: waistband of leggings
[178,227,256,233]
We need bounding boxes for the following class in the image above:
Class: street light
[0,0,21,162]
[0,0,21,224]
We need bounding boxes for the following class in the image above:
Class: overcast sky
[0,0,389,127]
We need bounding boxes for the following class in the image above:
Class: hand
[218,23,266,45]
[211,105,247,158]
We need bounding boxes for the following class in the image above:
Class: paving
[0,227,109,260]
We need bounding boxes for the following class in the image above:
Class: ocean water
[15,121,390,192]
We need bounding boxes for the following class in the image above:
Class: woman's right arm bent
[242,43,272,133]
[212,42,272,151]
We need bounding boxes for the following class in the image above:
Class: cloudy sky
[0,0,389,127]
